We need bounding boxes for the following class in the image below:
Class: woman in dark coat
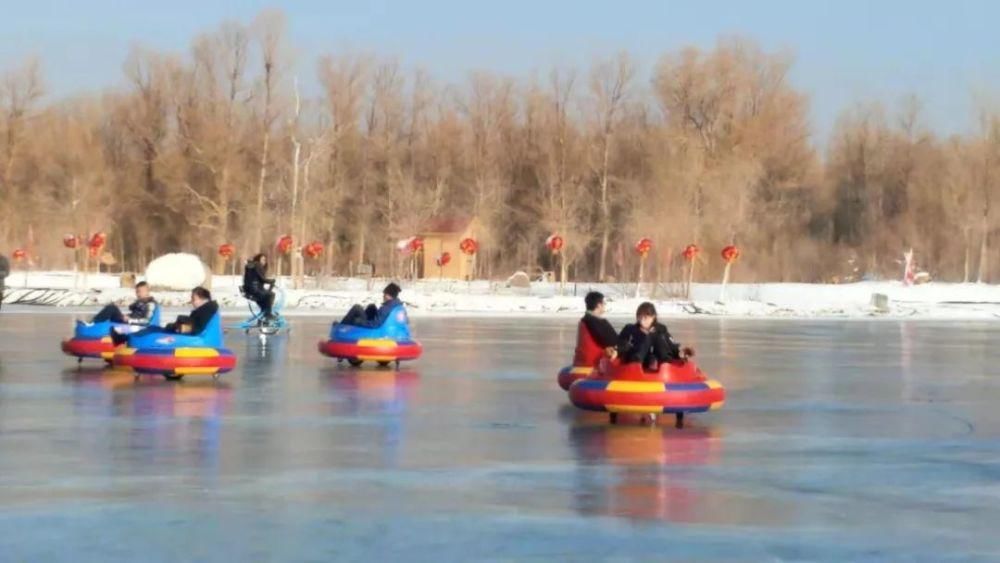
[243,253,276,319]
[617,302,694,371]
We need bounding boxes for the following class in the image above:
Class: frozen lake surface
[1,310,999,561]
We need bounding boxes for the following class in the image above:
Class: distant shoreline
[4,272,1000,321]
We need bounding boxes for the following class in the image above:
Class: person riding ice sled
[116,287,218,345]
[339,283,403,328]
[243,253,276,321]
[574,291,619,368]
[90,281,158,327]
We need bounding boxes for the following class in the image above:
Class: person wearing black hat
[339,283,403,328]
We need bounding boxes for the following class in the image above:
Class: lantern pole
[82,245,89,291]
[559,251,566,295]
[635,253,645,299]
[718,246,739,303]
[719,261,732,302]
[686,257,695,299]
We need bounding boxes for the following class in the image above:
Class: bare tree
[249,10,286,256]
[589,53,634,281]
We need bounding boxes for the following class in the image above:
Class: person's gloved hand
[604,347,618,360]
[681,346,696,359]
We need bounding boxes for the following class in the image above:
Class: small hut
[419,216,479,280]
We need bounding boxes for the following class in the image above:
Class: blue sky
[1,0,997,142]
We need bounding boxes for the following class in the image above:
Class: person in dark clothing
[115,287,218,344]
[618,302,694,371]
[340,283,403,328]
[243,253,276,320]
[92,282,158,325]
[580,291,618,360]
[166,287,218,335]
[0,253,8,312]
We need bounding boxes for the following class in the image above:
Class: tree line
[0,10,995,283]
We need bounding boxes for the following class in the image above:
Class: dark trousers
[248,289,275,317]
[341,304,378,326]
[111,321,183,346]
[93,304,126,324]
[629,334,675,371]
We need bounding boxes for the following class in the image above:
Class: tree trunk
[977,214,989,283]
[559,252,567,295]
[597,132,611,281]
[686,260,696,299]
[213,166,231,275]
[253,129,270,255]
[635,255,645,298]
[963,227,971,283]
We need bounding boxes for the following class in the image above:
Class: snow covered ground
[3,270,1000,320]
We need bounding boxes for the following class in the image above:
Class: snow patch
[4,273,1000,320]
[144,253,210,290]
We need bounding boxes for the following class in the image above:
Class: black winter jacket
[243,262,274,294]
[618,322,681,366]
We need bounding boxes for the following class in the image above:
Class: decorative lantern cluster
[721,245,740,263]
[12,248,27,261]
[276,235,294,255]
[459,237,478,256]
[87,232,107,258]
[634,238,652,258]
[682,244,700,262]
[545,234,564,255]
[218,243,236,259]
[396,237,424,255]
[436,252,452,267]
[304,241,324,259]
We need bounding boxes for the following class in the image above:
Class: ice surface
[0,312,999,560]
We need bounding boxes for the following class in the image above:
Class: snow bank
[3,273,1000,320]
[145,253,210,290]
[1,270,120,289]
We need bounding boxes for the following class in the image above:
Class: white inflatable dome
[144,253,211,290]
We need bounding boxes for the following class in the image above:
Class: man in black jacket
[581,292,618,349]
[117,287,218,344]
[340,283,403,328]
[167,286,218,335]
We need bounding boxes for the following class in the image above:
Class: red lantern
[408,237,424,253]
[304,241,324,259]
[11,249,27,261]
[436,252,452,267]
[546,234,564,254]
[721,245,741,263]
[218,243,236,259]
[459,238,478,256]
[634,238,652,258]
[682,244,700,261]
[63,234,79,249]
[276,235,294,255]
[88,232,107,251]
